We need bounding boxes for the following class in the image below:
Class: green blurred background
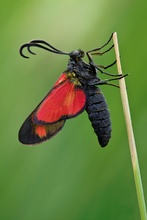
[1,0,147,219]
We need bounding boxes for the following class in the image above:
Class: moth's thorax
[67,57,95,81]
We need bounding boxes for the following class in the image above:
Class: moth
[19,34,125,147]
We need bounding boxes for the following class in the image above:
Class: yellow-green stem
[113,32,147,220]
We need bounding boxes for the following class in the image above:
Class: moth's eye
[70,50,85,58]
[70,50,80,56]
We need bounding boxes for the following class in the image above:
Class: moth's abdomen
[86,87,111,147]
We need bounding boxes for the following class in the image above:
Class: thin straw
[113,32,147,220]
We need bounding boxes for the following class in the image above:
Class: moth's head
[69,49,85,59]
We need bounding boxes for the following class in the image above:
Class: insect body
[85,87,111,147]
[19,34,124,147]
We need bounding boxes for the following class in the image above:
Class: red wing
[19,72,86,144]
[34,72,86,124]
[18,113,65,145]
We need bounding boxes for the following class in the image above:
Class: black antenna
[19,40,69,58]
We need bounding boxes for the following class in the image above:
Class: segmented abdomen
[85,86,111,147]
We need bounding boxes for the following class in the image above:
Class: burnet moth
[19,34,126,147]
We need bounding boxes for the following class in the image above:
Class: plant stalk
[113,32,147,220]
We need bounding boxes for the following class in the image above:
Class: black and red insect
[19,34,125,147]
